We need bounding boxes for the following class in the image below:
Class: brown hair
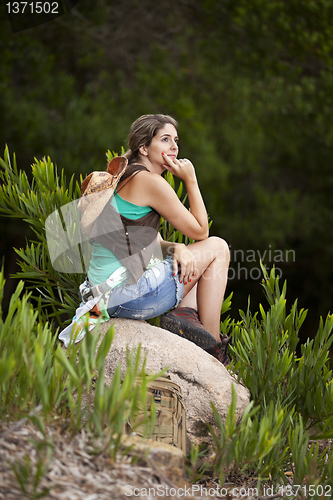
[124,114,178,164]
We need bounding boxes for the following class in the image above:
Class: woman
[61,114,230,364]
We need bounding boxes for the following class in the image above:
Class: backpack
[128,375,188,454]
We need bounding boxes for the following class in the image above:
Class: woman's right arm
[139,157,209,241]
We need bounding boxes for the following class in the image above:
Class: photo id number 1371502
[6,2,59,14]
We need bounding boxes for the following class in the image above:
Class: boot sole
[206,348,231,366]
[160,316,217,349]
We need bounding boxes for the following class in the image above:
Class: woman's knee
[208,236,230,263]
[193,236,229,266]
[189,236,229,267]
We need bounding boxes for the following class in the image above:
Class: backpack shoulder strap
[116,164,149,196]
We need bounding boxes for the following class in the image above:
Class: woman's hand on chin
[162,153,197,183]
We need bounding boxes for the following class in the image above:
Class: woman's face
[142,123,179,171]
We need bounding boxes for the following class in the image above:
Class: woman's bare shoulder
[132,170,172,192]
[117,169,173,206]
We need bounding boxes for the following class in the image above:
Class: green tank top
[88,192,152,286]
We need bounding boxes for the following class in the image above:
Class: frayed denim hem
[165,255,184,308]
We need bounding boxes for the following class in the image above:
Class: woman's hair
[124,114,178,164]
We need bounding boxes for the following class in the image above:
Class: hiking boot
[205,334,231,366]
[160,307,217,349]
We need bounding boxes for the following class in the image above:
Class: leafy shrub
[0,148,82,325]
[2,146,333,495]
[208,264,333,493]
[232,264,333,434]
[0,265,165,496]
[0,147,210,328]
[0,267,159,438]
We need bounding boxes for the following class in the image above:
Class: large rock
[99,318,250,445]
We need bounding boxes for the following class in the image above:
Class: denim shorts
[106,256,184,320]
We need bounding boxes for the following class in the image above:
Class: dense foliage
[1,0,333,339]
[1,248,333,496]
[1,149,333,495]
[0,147,193,325]
[2,2,333,491]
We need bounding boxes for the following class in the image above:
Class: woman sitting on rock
[59,114,230,365]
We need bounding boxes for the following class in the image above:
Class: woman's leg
[176,236,230,341]
[177,282,197,309]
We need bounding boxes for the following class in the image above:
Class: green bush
[207,264,333,493]
[232,264,333,432]
[0,147,83,325]
[2,147,333,496]
[0,268,160,436]
[0,147,211,328]
[0,265,165,496]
